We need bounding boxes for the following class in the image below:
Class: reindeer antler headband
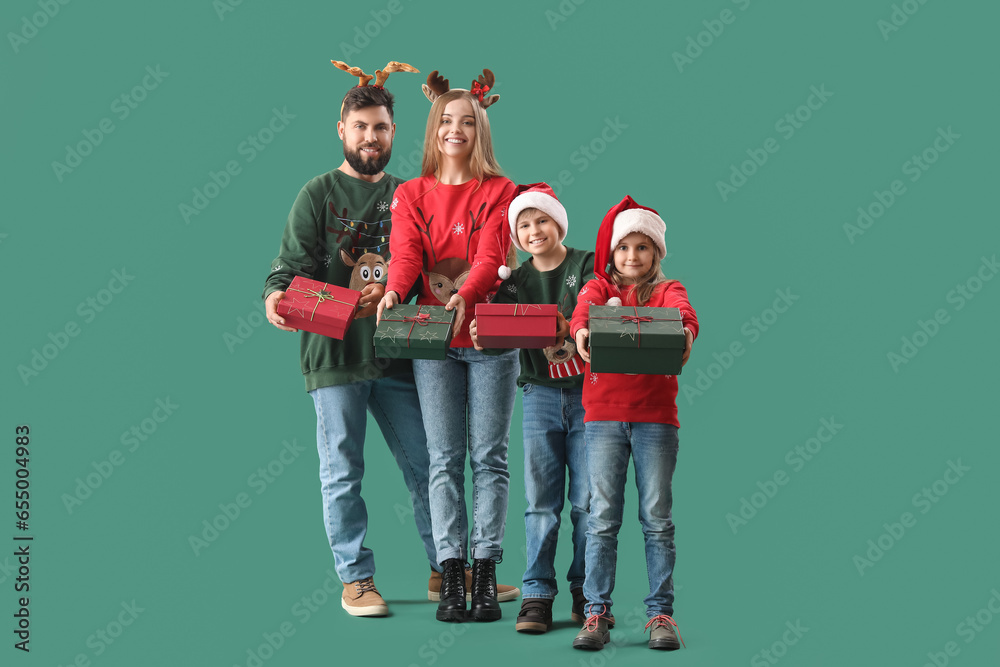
[422,69,500,109]
[331,60,420,89]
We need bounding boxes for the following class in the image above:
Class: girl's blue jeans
[582,420,679,618]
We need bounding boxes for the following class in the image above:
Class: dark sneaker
[469,558,501,622]
[515,598,553,633]
[435,559,467,622]
[571,589,615,628]
[427,568,520,602]
[646,614,685,650]
[572,607,611,651]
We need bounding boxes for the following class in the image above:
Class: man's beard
[344,142,392,176]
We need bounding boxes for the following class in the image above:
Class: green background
[5,0,999,665]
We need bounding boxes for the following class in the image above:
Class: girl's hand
[265,291,298,332]
[357,283,385,317]
[376,290,400,325]
[445,293,466,337]
[469,318,484,351]
[576,328,591,363]
[682,327,694,366]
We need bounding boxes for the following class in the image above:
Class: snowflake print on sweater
[452,222,464,235]
[377,201,389,212]
[566,274,577,288]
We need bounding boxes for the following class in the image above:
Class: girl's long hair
[608,243,674,306]
[420,90,504,184]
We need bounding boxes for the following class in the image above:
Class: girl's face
[436,97,476,161]
[613,232,657,284]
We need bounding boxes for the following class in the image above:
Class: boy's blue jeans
[309,372,438,584]
[412,347,519,563]
[582,420,679,618]
[520,383,589,599]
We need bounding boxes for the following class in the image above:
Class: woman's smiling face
[436,97,476,161]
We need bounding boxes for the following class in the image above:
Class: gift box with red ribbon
[588,305,685,375]
[374,304,455,360]
[276,276,361,340]
[475,303,560,349]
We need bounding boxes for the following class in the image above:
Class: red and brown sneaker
[341,577,388,617]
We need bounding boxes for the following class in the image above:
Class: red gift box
[476,303,559,349]
[276,277,360,340]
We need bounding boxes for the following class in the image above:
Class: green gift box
[374,304,455,360]
[589,305,685,375]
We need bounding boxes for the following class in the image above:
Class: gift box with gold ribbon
[588,305,685,375]
[276,276,360,340]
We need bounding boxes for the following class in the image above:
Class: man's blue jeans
[309,372,437,583]
[412,347,519,563]
[582,420,679,618]
[520,383,589,599]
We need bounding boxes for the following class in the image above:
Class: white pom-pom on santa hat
[507,183,569,252]
[606,297,622,307]
[498,266,511,280]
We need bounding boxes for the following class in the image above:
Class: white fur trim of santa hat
[507,183,568,252]
[609,208,666,258]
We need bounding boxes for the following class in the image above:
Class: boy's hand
[265,291,298,332]
[555,311,571,341]
[575,328,591,363]
[376,290,400,325]
[445,293,466,337]
[357,282,385,317]
[682,327,694,366]
[469,318,484,351]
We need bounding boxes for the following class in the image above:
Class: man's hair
[340,86,395,121]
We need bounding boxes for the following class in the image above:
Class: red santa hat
[507,182,569,252]
[594,195,666,282]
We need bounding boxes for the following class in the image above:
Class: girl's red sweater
[570,278,699,426]
[386,175,516,347]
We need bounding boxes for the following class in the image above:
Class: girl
[569,196,697,651]
[377,70,519,623]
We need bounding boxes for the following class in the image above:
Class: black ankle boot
[469,558,501,621]
[436,558,467,622]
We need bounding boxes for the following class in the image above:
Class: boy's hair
[516,207,542,222]
[609,239,674,306]
[341,86,395,121]
[420,89,503,183]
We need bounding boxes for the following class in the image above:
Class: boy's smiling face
[516,209,561,258]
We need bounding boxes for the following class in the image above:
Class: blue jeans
[412,347,519,563]
[309,372,437,583]
[521,383,589,599]
[582,421,679,618]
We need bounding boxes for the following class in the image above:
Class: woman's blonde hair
[420,90,504,182]
[609,240,674,306]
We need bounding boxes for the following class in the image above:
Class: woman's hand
[469,317,484,351]
[575,328,591,363]
[445,293,466,337]
[682,326,694,366]
[264,291,298,332]
[376,290,400,325]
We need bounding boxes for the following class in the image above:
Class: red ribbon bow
[471,80,490,103]
[620,315,653,325]
[402,313,431,325]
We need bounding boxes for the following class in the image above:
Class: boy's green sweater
[262,169,410,391]
[490,246,595,388]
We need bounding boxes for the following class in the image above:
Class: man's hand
[575,328,591,363]
[445,293,466,337]
[357,282,385,318]
[265,291,298,332]
[376,290,400,325]
[469,317,484,351]
[682,326,694,366]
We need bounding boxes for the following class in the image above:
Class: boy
[470,183,595,633]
